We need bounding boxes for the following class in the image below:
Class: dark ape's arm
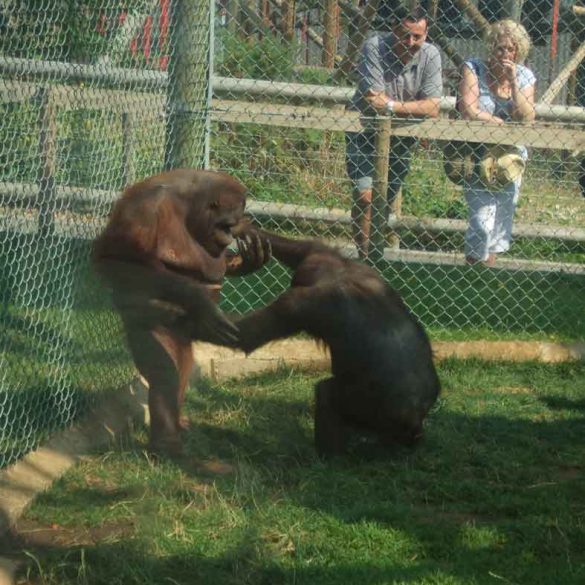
[235,308,296,354]
[225,232,272,277]
[234,287,315,353]
[256,231,331,271]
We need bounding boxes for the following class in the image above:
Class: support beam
[540,41,585,105]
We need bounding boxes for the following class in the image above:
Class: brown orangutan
[92,168,270,457]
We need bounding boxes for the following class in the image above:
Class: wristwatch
[385,99,395,115]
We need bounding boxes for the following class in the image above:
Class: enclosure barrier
[2,68,585,271]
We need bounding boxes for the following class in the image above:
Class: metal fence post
[36,86,56,238]
[369,115,391,264]
[164,0,210,170]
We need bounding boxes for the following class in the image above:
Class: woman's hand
[500,58,517,84]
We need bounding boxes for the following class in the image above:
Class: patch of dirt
[172,478,211,495]
[0,519,135,585]
[493,386,533,395]
[2,518,135,553]
[178,457,236,477]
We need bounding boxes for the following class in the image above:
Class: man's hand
[364,90,391,113]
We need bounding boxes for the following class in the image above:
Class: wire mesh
[0,0,210,468]
[1,0,585,468]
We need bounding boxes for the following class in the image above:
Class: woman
[457,20,536,266]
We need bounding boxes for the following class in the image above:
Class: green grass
[223,259,585,342]
[0,299,133,467]
[7,360,585,584]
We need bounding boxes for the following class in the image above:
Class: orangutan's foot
[148,434,183,459]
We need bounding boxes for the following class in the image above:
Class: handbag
[477,144,526,188]
[443,140,478,186]
[444,142,525,188]
[442,103,482,186]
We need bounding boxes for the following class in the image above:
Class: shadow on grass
[0,312,74,354]
[540,395,585,412]
[180,372,585,470]
[3,536,459,585]
[5,365,585,584]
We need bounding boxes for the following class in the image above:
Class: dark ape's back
[290,248,440,429]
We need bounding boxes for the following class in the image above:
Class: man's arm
[365,92,440,117]
[364,45,442,119]
[356,35,386,96]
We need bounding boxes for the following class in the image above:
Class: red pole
[549,0,561,86]
[143,15,153,64]
[303,13,309,65]
[159,0,170,70]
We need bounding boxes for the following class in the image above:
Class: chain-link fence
[1,0,584,468]
[0,0,213,468]
[213,0,585,338]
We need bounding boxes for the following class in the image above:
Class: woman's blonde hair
[485,19,532,63]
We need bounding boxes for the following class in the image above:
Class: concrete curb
[0,559,16,585]
[193,338,585,381]
[0,380,148,534]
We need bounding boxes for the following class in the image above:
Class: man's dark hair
[374,2,428,32]
[401,6,428,25]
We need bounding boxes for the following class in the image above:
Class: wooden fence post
[502,0,524,21]
[369,116,391,264]
[323,0,339,69]
[36,86,56,238]
[336,0,380,81]
[281,0,296,42]
[452,0,489,34]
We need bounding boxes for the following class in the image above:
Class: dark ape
[93,168,269,456]
[234,231,440,457]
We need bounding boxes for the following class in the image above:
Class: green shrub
[216,31,297,81]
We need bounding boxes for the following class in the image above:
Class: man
[346,6,443,259]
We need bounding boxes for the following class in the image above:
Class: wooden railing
[1,73,585,271]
